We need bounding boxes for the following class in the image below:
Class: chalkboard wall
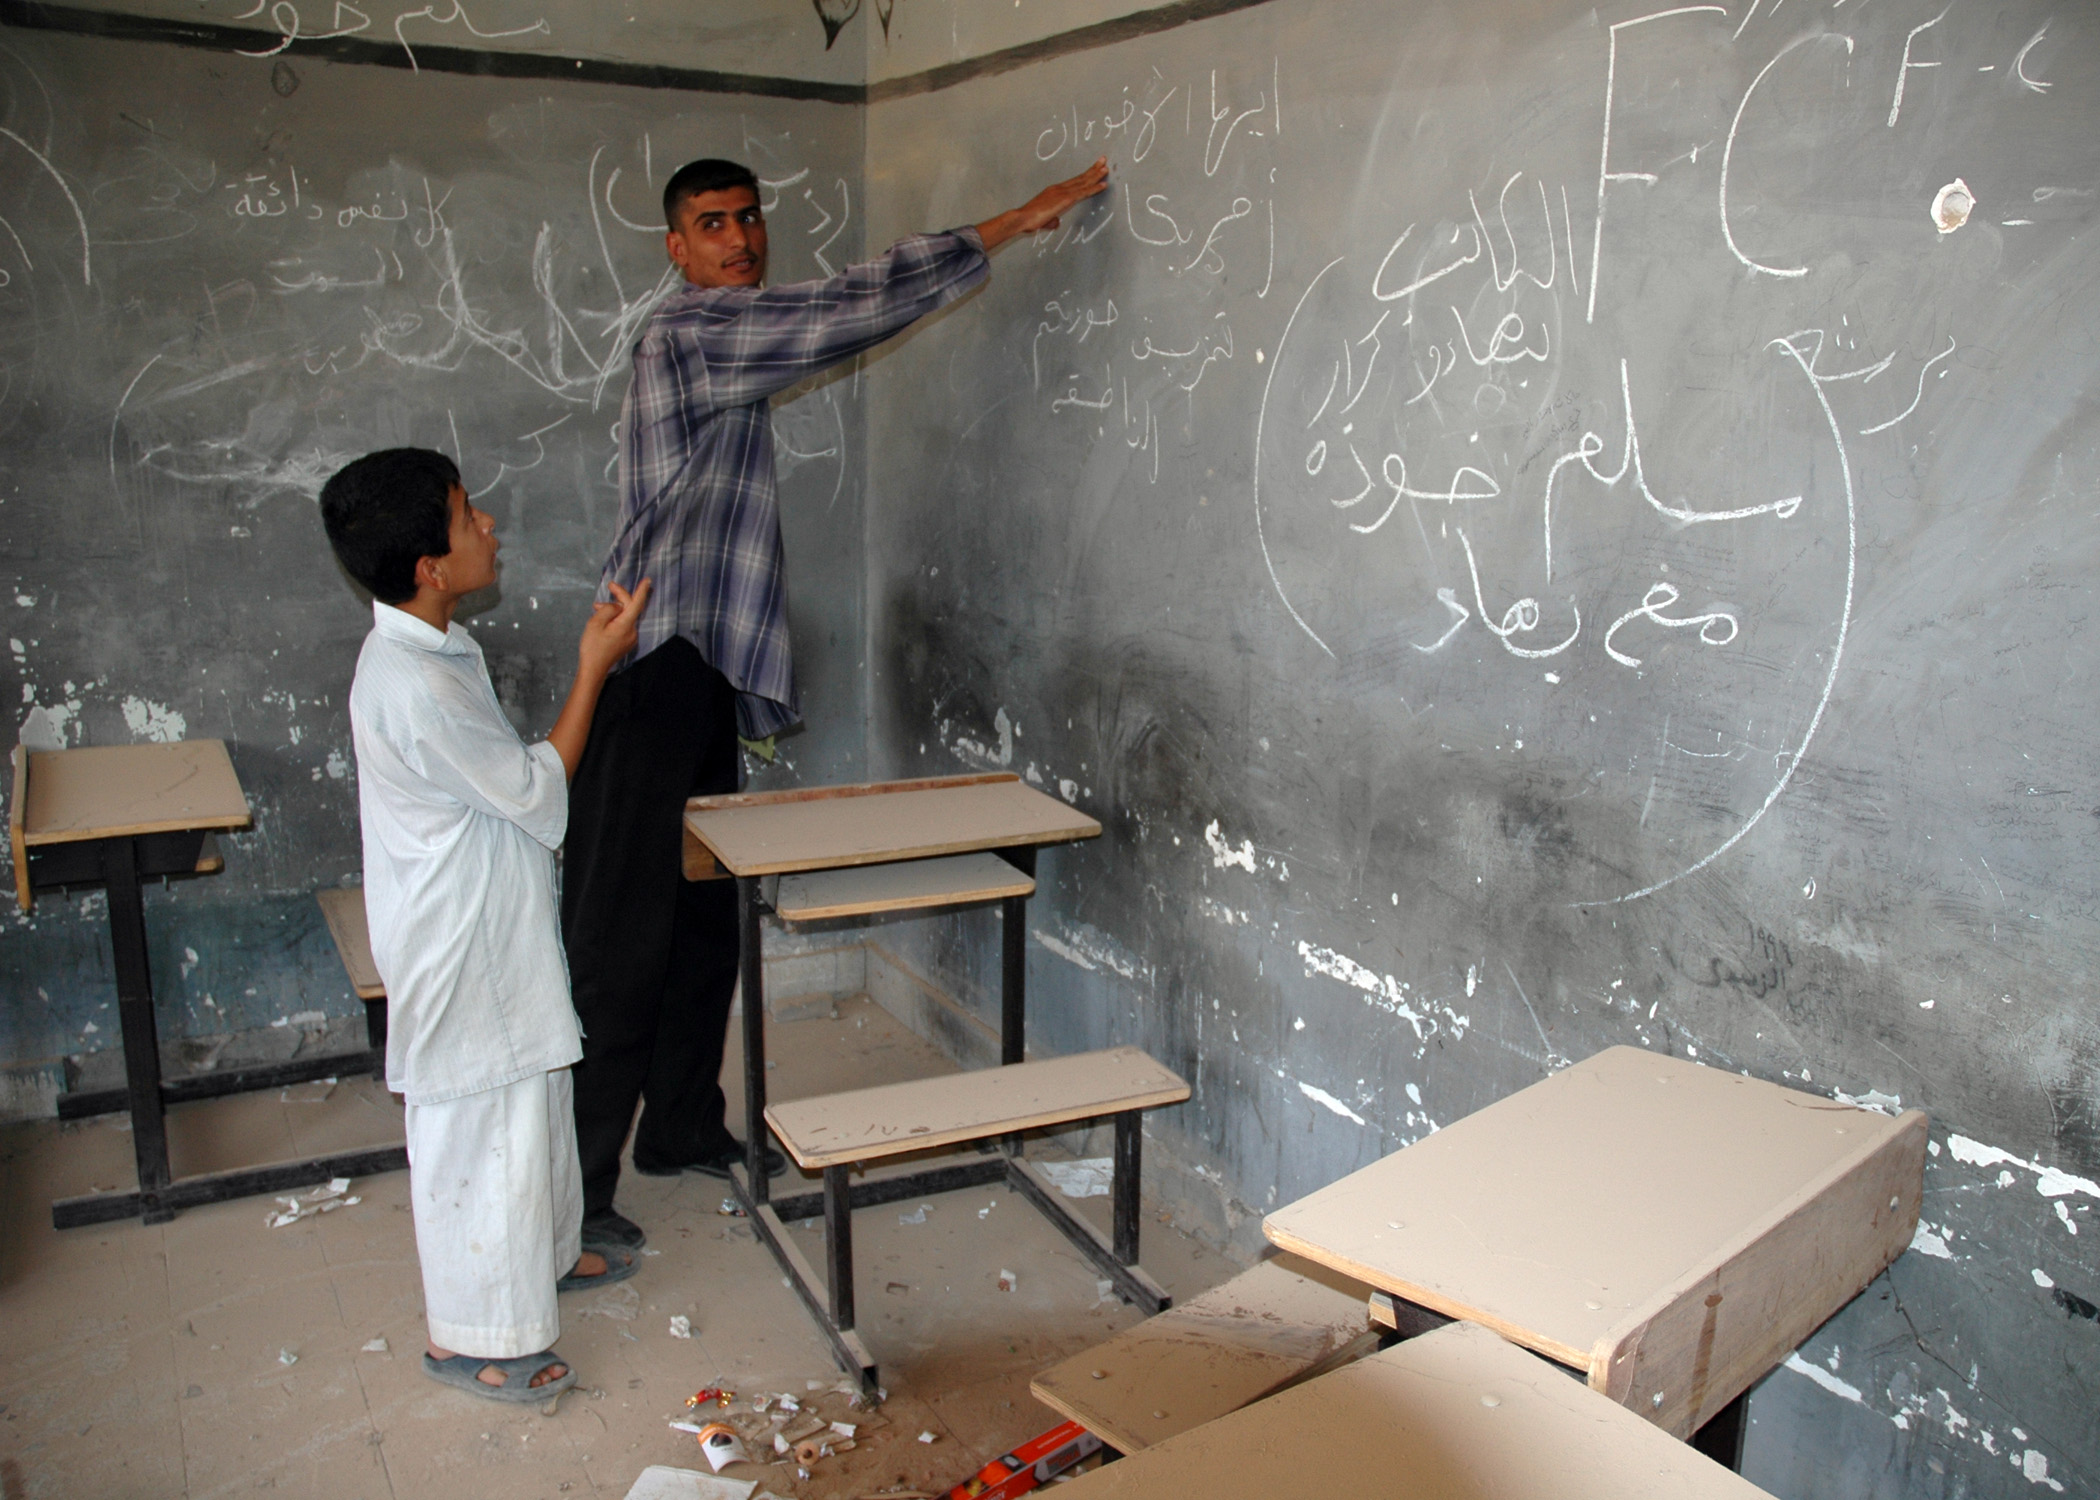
[0,0,2094,1491]
[862,0,2098,1491]
[0,26,865,1066]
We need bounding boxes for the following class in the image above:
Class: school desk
[12,739,405,1227]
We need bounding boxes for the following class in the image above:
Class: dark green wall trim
[0,0,865,102]
[865,0,1280,102]
[0,0,1280,103]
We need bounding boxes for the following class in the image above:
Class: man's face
[436,483,499,595]
[667,186,768,289]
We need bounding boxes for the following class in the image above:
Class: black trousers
[563,637,742,1216]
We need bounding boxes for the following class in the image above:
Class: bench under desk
[764,1046,1189,1394]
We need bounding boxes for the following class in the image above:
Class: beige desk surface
[1053,1320,1776,1499]
[684,774,1100,877]
[1263,1046,1926,1436]
[21,741,250,843]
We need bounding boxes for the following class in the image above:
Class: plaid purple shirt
[604,227,989,737]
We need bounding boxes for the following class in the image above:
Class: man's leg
[631,867,740,1163]
[563,646,691,1221]
[629,642,750,1169]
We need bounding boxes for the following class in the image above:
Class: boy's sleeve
[405,671,568,851]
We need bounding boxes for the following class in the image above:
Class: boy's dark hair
[664,158,759,230]
[319,448,460,605]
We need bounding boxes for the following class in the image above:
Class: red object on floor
[941,1419,1104,1499]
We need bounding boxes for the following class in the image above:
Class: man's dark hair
[319,448,460,605]
[664,158,760,230]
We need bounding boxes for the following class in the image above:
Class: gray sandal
[421,1350,577,1403]
[557,1244,639,1293]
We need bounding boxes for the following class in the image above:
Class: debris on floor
[265,1176,360,1227]
[997,1269,1018,1292]
[693,1423,752,1473]
[929,1421,1102,1500]
[898,1205,931,1225]
[1033,1159,1112,1199]
[361,1337,389,1354]
[669,1315,693,1339]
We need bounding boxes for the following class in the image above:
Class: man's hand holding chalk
[977,156,1112,251]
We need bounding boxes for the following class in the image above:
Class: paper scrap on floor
[622,1466,756,1500]
[266,1177,359,1227]
[1036,1158,1113,1198]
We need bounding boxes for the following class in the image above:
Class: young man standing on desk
[565,154,1113,1250]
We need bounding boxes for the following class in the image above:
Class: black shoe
[633,1139,787,1180]
[580,1207,646,1250]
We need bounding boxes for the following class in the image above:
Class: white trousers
[404,1068,582,1358]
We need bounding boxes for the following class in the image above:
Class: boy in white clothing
[321,448,651,1402]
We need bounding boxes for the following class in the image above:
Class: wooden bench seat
[1031,1254,1382,1454]
[316,886,387,1067]
[773,850,1033,922]
[754,1047,1189,1398]
[1051,1320,1777,1499]
[766,1046,1187,1169]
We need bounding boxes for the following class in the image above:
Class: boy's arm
[547,580,651,779]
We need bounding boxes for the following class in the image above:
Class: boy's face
[667,186,768,289]
[434,483,499,595]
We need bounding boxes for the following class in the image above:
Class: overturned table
[1263,1045,1929,1457]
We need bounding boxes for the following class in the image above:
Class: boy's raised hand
[580,580,652,679]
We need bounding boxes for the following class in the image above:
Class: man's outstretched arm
[976,157,1112,251]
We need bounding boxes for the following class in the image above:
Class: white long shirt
[349,602,581,1104]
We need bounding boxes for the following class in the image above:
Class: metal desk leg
[105,837,174,1225]
[738,875,769,1206]
[1113,1110,1141,1265]
[824,1164,855,1331]
[1000,894,1026,1067]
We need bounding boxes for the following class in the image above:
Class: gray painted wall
[0,27,867,1100]
[859,0,2099,1493]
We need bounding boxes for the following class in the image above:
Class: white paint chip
[1783,1352,1863,1404]
[1932,178,1975,234]
[1297,1081,1367,1125]
[1203,819,1257,873]
[121,695,187,743]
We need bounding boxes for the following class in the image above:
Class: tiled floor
[0,996,1228,1499]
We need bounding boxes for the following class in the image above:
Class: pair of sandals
[420,1243,639,1402]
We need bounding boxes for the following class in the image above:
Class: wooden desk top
[1052,1320,1776,1499]
[684,773,1100,877]
[11,738,250,911]
[1263,1046,1927,1436]
[19,740,250,844]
